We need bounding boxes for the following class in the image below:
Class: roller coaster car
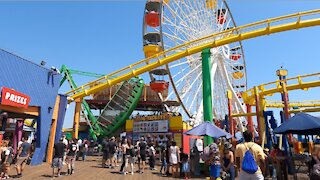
[150,80,169,93]
[146,1,161,12]
[232,72,244,79]
[145,11,160,27]
[230,54,241,61]
[144,32,161,46]
[143,44,163,57]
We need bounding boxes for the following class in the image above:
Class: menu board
[133,120,169,133]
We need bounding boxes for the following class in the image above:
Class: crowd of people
[96,130,292,180]
[1,129,318,180]
[0,137,32,179]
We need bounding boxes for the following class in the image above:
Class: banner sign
[1,87,30,108]
[133,120,169,133]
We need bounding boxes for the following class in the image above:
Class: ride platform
[86,84,178,111]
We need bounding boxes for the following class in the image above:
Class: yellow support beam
[231,112,256,117]
[266,100,320,108]
[289,108,320,113]
[46,96,61,164]
[66,10,320,102]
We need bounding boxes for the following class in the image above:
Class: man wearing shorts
[108,137,117,168]
[15,137,31,178]
[137,137,147,173]
[52,138,66,177]
[101,137,110,168]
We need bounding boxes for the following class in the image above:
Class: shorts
[113,153,118,160]
[67,156,76,168]
[239,171,264,180]
[103,151,109,160]
[52,158,63,169]
[210,164,221,178]
[16,157,28,166]
[139,154,146,162]
[128,156,135,164]
[181,162,190,173]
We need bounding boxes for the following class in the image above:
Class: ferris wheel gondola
[142,0,247,126]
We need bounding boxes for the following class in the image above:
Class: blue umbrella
[184,121,233,139]
[274,112,320,135]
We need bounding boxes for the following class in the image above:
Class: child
[159,145,167,176]
[181,152,190,179]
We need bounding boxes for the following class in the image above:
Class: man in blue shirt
[15,137,31,178]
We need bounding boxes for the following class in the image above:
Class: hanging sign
[1,87,30,108]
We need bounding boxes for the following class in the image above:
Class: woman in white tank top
[169,141,180,178]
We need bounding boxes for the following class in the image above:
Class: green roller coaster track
[60,65,144,140]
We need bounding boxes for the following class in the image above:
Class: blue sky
[0,1,319,128]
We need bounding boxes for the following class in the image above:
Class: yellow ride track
[66,9,320,102]
[242,72,320,105]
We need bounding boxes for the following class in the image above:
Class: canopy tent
[184,121,232,139]
[274,112,320,135]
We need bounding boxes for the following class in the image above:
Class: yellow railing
[66,9,320,101]
[266,100,320,108]
[242,72,320,104]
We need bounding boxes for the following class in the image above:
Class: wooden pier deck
[8,156,202,180]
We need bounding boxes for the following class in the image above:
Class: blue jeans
[82,151,87,161]
[226,165,235,180]
[160,159,167,173]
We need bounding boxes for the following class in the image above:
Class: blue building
[0,49,67,165]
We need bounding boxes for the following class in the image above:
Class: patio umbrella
[274,112,320,135]
[184,121,233,139]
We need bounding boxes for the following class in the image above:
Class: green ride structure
[60,65,144,140]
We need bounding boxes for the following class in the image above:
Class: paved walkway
[8,156,203,180]
[7,156,309,180]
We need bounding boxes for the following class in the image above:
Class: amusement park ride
[61,0,320,146]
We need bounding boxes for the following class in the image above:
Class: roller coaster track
[66,9,320,102]
[265,100,320,108]
[242,72,320,105]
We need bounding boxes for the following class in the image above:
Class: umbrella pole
[202,48,213,146]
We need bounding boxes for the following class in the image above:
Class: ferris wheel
[142,0,247,125]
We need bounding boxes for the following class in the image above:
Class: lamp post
[276,68,293,144]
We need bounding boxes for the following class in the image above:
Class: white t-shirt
[63,138,68,146]
[149,146,156,156]
[18,141,23,149]
[5,149,10,156]
[77,139,82,146]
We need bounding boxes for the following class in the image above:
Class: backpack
[241,144,258,174]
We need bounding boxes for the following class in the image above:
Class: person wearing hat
[221,142,235,180]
